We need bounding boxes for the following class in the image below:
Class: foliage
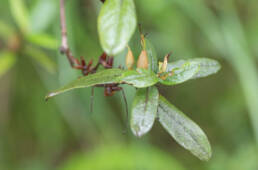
[60,145,185,170]
[1,0,258,169]
[158,95,211,161]
[46,2,221,159]
[131,86,159,137]
[98,0,137,55]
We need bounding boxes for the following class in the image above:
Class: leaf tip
[200,151,212,161]
[131,126,144,138]
[45,92,56,101]
[217,61,222,71]
[135,131,143,138]
[204,146,212,161]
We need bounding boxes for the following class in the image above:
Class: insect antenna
[138,23,143,34]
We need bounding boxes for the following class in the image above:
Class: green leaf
[0,21,15,41]
[145,39,158,72]
[158,95,212,161]
[24,45,56,74]
[30,0,57,33]
[46,68,159,100]
[60,145,185,170]
[159,60,200,85]
[0,52,16,78]
[166,58,221,79]
[26,33,59,49]
[119,69,159,88]
[131,86,159,137]
[98,0,137,55]
[46,69,124,100]
[9,0,30,33]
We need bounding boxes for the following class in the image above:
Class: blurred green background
[1,0,258,169]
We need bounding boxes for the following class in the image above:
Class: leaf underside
[131,86,159,137]
[158,95,212,161]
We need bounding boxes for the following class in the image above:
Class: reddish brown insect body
[73,52,122,96]
[66,51,122,96]
[104,84,122,96]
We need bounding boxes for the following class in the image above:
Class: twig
[59,0,107,73]
[59,0,79,67]
[59,0,129,117]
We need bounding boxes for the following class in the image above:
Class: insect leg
[121,88,129,134]
[90,87,95,113]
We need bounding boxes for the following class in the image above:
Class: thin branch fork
[59,0,110,75]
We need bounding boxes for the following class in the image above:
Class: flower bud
[126,46,135,70]
[161,54,168,72]
[137,50,148,69]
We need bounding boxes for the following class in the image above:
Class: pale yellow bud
[126,46,135,70]
[137,50,149,69]
[161,54,169,72]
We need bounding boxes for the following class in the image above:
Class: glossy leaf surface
[119,69,159,88]
[98,0,137,55]
[166,58,221,79]
[159,60,199,85]
[46,69,158,100]
[158,95,212,161]
[131,87,159,137]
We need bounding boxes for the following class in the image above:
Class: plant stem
[59,0,106,69]
[59,0,77,67]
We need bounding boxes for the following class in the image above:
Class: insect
[59,0,128,121]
